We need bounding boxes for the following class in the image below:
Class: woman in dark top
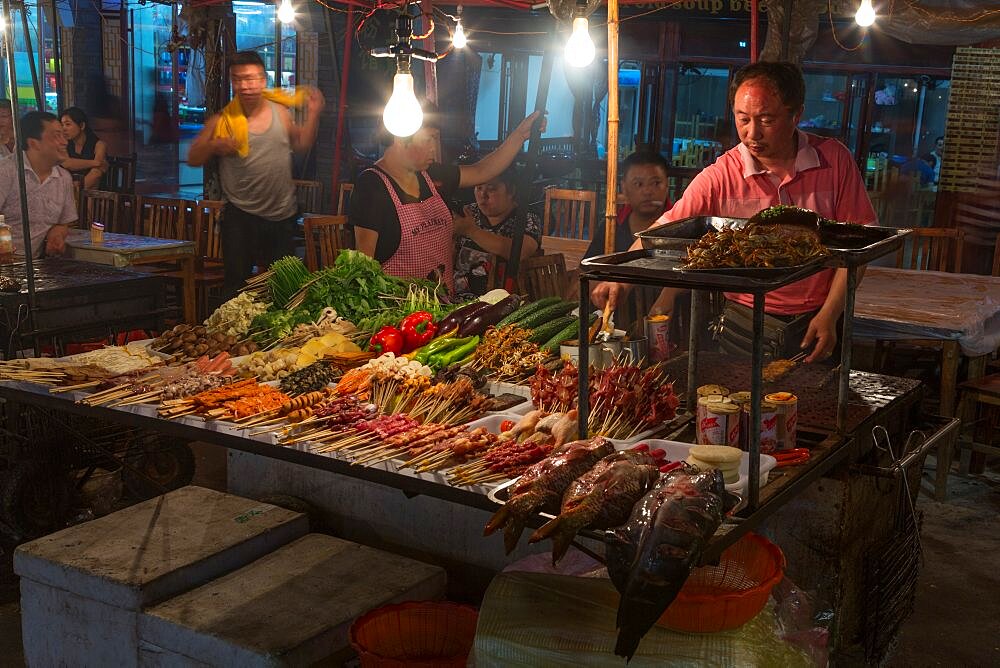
[60,107,108,189]
[453,166,542,296]
[350,109,543,291]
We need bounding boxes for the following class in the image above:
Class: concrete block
[139,533,447,667]
[16,486,309,667]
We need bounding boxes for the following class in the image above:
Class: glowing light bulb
[0,14,6,32]
[277,0,295,24]
[565,17,595,68]
[855,0,876,27]
[383,72,423,137]
[453,20,467,49]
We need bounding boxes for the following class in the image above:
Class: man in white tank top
[188,50,324,299]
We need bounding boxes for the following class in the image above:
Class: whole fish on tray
[607,466,733,661]
[529,448,662,565]
[484,437,614,554]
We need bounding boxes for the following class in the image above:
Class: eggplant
[457,295,521,336]
[437,300,493,335]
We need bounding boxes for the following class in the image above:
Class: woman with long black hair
[60,107,108,189]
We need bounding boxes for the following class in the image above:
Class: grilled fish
[484,437,614,554]
[607,466,731,661]
[529,449,660,565]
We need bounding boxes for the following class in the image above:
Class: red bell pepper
[369,326,404,356]
[399,311,437,352]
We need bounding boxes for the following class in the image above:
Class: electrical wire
[828,0,867,52]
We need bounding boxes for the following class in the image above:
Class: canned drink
[731,392,777,454]
[696,396,741,447]
[645,315,671,362]
[696,384,730,398]
[765,392,798,451]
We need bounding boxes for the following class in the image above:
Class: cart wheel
[122,437,196,500]
[0,462,72,539]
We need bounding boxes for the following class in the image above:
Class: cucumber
[529,316,577,344]
[542,314,597,353]
[518,302,576,330]
[498,296,562,327]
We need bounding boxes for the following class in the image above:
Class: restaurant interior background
[0,1,980,236]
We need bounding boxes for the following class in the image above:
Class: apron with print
[371,168,455,291]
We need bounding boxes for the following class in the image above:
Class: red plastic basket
[657,532,785,633]
[348,601,479,668]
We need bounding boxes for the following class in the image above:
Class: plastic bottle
[0,215,13,264]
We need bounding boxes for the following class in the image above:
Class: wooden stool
[956,373,1000,477]
[14,486,308,667]
[138,534,446,666]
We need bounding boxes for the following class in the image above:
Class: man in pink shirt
[592,61,876,362]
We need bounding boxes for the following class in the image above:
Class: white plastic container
[465,413,521,433]
[631,438,777,496]
[465,413,656,448]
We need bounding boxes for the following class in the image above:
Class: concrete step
[138,533,447,667]
[15,486,309,667]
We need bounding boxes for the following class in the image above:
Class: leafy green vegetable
[268,257,311,308]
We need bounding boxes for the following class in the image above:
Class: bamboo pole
[604,0,620,254]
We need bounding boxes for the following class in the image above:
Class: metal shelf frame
[576,261,863,513]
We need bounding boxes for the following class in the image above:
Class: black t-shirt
[348,163,461,263]
[67,134,99,162]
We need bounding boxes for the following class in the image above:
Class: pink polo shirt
[656,130,877,315]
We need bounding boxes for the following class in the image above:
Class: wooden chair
[541,235,591,272]
[192,200,225,269]
[895,227,965,272]
[337,183,354,215]
[103,154,136,193]
[190,200,226,320]
[303,215,349,271]
[519,253,568,301]
[80,189,127,233]
[293,179,322,214]
[135,196,190,240]
[877,227,968,385]
[543,188,597,240]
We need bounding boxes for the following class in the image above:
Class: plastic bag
[773,577,834,667]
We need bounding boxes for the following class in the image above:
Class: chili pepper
[425,336,476,369]
[368,326,404,356]
[413,336,459,364]
[436,335,480,368]
[399,311,437,352]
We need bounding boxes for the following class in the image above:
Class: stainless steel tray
[635,215,909,267]
[580,249,827,292]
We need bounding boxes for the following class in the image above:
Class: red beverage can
[765,392,798,451]
[645,315,671,362]
[696,396,740,446]
[734,393,778,454]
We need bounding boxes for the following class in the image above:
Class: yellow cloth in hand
[214,87,309,158]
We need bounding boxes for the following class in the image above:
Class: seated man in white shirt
[0,111,77,257]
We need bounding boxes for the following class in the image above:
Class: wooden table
[853,267,1000,418]
[64,230,196,324]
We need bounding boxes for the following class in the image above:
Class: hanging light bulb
[453,5,467,49]
[565,16,595,68]
[383,62,423,137]
[277,0,295,25]
[855,0,876,27]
